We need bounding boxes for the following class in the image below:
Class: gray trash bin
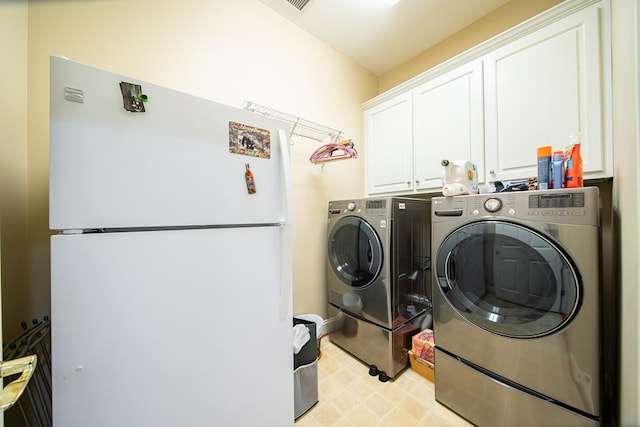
[293,317,318,419]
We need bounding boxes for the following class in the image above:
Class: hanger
[309,139,357,164]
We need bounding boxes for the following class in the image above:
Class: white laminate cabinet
[365,62,483,195]
[483,2,610,183]
[413,61,485,190]
[364,92,413,195]
[363,0,611,196]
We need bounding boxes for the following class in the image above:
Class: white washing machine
[326,197,431,380]
[432,187,606,426]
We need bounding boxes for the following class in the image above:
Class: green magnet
[137,94,149,102]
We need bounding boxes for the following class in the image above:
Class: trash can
[293,317,318,420]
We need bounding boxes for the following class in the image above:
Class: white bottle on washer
[441,160,479,196]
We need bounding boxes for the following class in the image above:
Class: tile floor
[294,339,474,427]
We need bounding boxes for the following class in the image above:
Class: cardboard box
[408,349,434,382]
[412,328,435,363]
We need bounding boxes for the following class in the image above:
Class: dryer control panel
[432,187,598,226]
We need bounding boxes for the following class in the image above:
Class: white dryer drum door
[328,216,383,289]
[435,220,580,338]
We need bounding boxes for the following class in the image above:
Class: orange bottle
[245,163,256,194]
[536,146,552,190]
[564,133,583,188]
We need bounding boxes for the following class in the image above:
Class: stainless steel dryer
[432,187,604,426]
[327,197,431,380]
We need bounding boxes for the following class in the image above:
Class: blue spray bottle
[552,150,565,189]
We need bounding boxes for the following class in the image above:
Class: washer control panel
[328,200,366,215]
[328,197,425,218]
[328,199,387,216]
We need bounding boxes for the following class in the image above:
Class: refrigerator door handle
[278,129,293,320]
[278,129,293,226]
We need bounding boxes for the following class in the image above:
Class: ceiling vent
[284,0,311,11]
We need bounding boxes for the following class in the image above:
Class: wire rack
[241,101,344,144]
[3,316,52,427]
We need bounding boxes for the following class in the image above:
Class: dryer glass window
[328,216,383,288]
[435,221,580,337]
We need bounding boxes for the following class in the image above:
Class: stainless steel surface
[326,197,431,378]
[432,187,603,424]
[327,197,431,328]
[328,305,425,378]
[435,350,599,427]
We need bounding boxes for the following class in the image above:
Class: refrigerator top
[50,56,291,231]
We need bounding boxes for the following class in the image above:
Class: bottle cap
[537,146,552,157]
[568,132,582,144]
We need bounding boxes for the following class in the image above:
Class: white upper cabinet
[364,92,413,195]
[483,3,609,183]
[413,61,485,190]
[363,0,611,196]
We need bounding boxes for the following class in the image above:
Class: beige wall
[610,1,640,424]
[0,2,29,341]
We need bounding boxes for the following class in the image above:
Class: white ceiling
[258,0,512,76]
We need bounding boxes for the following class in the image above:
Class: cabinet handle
[415,180,420,185]
[407,181,411,186]
[489,170,495,175]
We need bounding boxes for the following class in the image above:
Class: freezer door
[50,56,290,230]
[51,227,293,426]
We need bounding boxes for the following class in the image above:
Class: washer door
[435,220,580,338]
[328,216,383,288]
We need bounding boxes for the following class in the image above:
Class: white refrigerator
[49,56,294,426]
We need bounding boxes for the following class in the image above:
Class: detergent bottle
[552,150,565,189]
[536,146,552,190]
[564,133,583,188]
[441,160,479,196]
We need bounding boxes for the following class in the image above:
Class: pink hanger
[309,140,357,164]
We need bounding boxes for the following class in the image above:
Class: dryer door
[328,216,383,288]
[435,220,580,338]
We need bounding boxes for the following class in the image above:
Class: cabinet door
[413,61,485,190]
[484,3,606,183]
[364,93,413,195]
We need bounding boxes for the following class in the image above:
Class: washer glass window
[328,216,383,288]
[435,221,580,337]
